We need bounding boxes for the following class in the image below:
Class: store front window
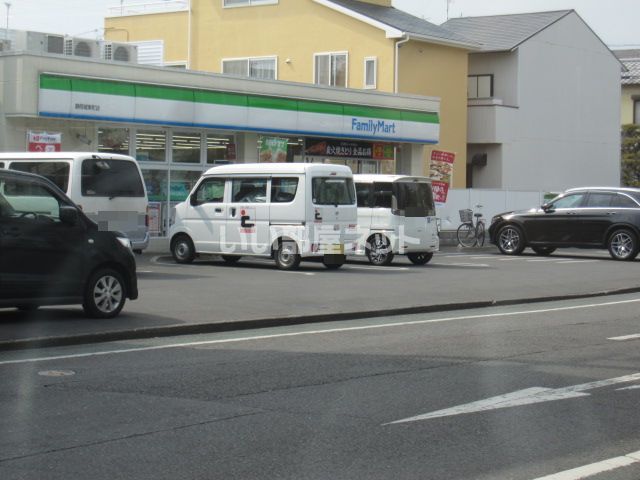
[206,134,236,164]
[172,132,201,164]
[98,127,130,155]
[136,130,167,162]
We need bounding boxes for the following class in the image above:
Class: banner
[259,136,288,163]
[27,131,61,152]
[306,138,395,160]
[429,149,455,203]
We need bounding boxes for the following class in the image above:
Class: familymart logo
[351,118,397,135]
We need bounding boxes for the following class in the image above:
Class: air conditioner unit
[102,42,138,63]
[0,39,11,52]
[45,34,65,54]
[64,37,100,58]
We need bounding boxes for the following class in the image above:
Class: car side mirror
[59,205,79,225]
[541,203,554,213]
[190,194,200,207]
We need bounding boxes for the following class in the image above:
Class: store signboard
[429,149,455,204]
[38,74,440,145]
[27,131,61,152]
[306,138,395,160]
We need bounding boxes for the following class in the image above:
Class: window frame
[313,51,349,88]
[634,99,640,124]
[222,0,278,7]
[221,55,278,80]
[364,57,377,89]
[467,74,494,99]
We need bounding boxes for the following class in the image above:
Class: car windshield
[393,181,436,217]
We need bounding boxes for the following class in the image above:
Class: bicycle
[456,205,485,247]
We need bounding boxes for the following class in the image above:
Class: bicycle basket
[459,209,473,223]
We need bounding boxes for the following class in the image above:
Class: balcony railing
[107,1,189,17]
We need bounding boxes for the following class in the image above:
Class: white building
[443,10,622,191]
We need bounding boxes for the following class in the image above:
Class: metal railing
[107,1,189,17]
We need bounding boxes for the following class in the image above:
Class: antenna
[446,0,453,20]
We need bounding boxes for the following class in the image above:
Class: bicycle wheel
[476,222,485,247]
[457,223,477,247]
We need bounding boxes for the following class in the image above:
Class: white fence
[436,189,557,231]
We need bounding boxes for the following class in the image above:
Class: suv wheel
[608,229,639,261]
[497,225,525,255]
[83,268,126,319]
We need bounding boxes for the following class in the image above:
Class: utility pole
[4,2,10,40]
[446,0,452,20]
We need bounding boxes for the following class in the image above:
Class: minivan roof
[203,163,353,176]
[0,152,136,161]
[353,174,432,183]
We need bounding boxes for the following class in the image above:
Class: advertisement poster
[259,136,288,163]
[27,131,62,152]
[147,202,162,235]
[429,149,456,204]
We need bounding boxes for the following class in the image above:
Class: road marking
[499,257,526,261]
[616,385,640,391]
[608,333,640,341]
[527,259,559,263]
[343,265,410,272]
[271,270,316,276]
[2,297,640,366]
[531,450,640,480]
[556,260,600,264]
[386,373,640,425]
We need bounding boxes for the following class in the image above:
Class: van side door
[226,177,270,255]
[187,177,226,254]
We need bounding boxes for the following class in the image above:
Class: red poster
[27,131,62,152]
[429,149,455,203]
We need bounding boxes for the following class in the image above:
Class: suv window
[585,192,615,208]
[1,177,62,220]
[552,193,586,209]
[611,194,640,208]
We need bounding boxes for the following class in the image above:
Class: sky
[1,0,639,48]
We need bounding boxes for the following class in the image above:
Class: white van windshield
[81,159,145,198]
[394,181,436,217]
[9,162,70,192]
[312,177,355,206]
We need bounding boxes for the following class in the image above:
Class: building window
[364,57,377,89]
[98,127,130,155]
[634,99,640,124]
[468,74,493,99]
[136,130,167,162]
[223,0,278,7]
[172,132,201,164]
[222,57,277,80]
[314,52,348,88]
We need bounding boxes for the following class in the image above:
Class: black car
[489,187,640,261]
[0,169,138,317]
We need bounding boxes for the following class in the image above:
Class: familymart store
[1,53,440,238]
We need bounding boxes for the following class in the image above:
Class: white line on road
[556,260,600,264]
[527,259,559,263]
[608,333,640,341]
[2,297,640,367]
[530,450,640,480]
[616,385,640,391]
[343,265,410,272]
[430,262,489,268]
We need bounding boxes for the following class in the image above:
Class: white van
[353,174,439,265]
[0,152,149,252]
[169,163,357,270]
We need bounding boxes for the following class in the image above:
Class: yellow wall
[621,85,640,124]
[398,41,468,187]
[105,12,188,65]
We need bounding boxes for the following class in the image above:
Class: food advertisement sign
[27,131,61,152]
[429,150,455,204]
[259,136,288,163]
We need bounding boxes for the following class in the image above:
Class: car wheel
[83,268,126,319]
[608,229,639,261]
[274,239,301,270]
[497,225,525,255]
[531,246,556,256]
[407,252,433,265]
[221,255,242,264]
[171,235,195,264]
[366,234,394,266]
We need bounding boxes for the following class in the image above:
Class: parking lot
[1,246,639,348]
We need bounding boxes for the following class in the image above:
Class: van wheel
[366,234,394,266]
[608,229,639,261]
[407,252,433,265]
[171,235,195,264]
[275,239,301,270]
[83,268,126,319]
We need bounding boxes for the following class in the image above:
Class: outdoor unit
[45,34,65,54]
[0,39,11,52]
[64,37,100,58]
[102,42,138,63]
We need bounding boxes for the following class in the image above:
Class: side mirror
[189,194,200,207]
[59,205,79,225]
[541,203,554,213]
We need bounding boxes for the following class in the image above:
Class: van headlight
[117,236,133,251]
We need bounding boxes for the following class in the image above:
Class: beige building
[615,49,640,125]
[105,0,478,187]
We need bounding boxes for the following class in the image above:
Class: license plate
[325,243,344,254]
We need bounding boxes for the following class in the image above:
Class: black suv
[0,169,138,317]
[489,187,640,261]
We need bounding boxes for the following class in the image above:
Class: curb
[2,286,640,352]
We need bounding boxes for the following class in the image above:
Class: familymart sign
[38,74,439,144]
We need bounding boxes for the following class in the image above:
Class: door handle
[231,207,236,216]
[215,208,223,213]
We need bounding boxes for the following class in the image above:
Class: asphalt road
[1,294,640,479]
[1,247,639,347]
